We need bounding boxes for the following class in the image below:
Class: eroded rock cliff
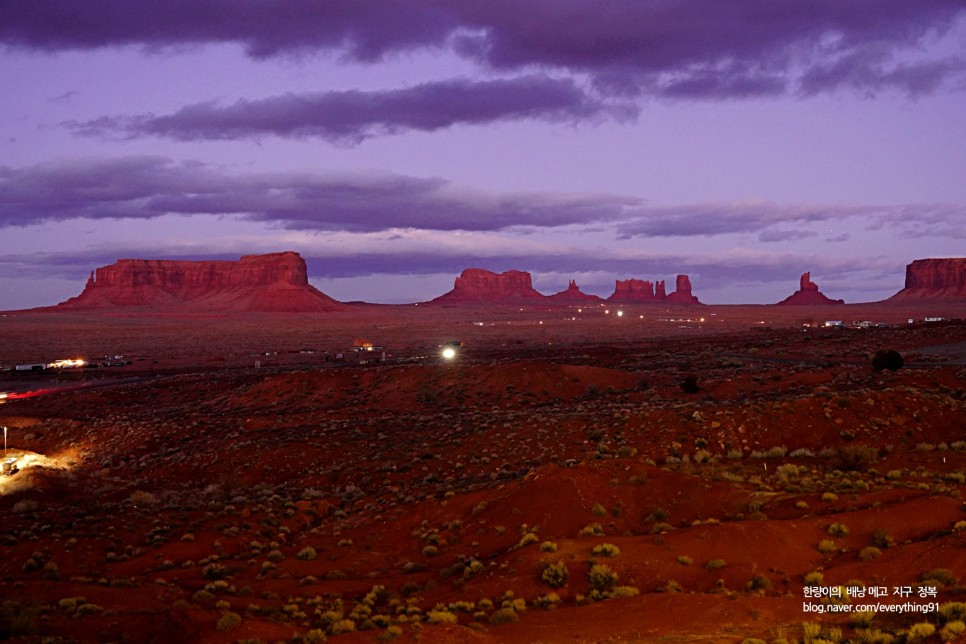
[890,258,966,300]
[430,269,545,304]
[57,251,344,312]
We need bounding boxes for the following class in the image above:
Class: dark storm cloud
[2,1,962,98]
[0,156,639,232]
[68,76,636,143]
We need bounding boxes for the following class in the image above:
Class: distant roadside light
[441,347,457,360]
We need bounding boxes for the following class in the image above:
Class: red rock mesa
[56,251,344,312]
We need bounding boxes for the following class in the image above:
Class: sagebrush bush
[592,543,620,558]
[540,560,569,588]
[215,611,241,631]
[588,564,618,591]
[296,547,317,561]
[488,608,518,625]
[827,523,849,537]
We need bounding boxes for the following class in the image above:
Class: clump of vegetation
[922,568,957,587]
[588,564,618,591]
[676,555,693,566]
[540,560,569,588]
[578,523,604,537]
[835,445,878,471]
[488,608,519,625]
[871,349,903,372]
[215,611,242,631]
[680,374,700,393]
[859,546,882,561]
[296,547,317,561]
[592,543,620,558]
[827,523,849,537]
[705,559,726,570]
[539,541,557,553]
[817,539,838,555]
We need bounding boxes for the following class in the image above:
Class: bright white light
[617,310,624,317]
[441,347,456,360]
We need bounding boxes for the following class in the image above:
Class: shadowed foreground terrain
[0,304,964,643]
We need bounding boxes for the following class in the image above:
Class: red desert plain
[0,254,964,643]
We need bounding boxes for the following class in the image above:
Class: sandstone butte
[430,268,545,304]
[607,274,701,304]
[546,280,603,303]
[775,271,845,306]
[431,269,702,305]
[53,251,345,312]
[889,257,966,300]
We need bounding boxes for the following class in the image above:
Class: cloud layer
[4,1,963,99]
[3,157,963,241]
[69,75,636,143]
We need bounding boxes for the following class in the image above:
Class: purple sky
[1,1,964,308]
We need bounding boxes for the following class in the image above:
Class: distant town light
[616,310,624,317]
[441,347,456,360]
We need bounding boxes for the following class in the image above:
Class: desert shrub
[515,533,538,548]
[422,545,438,557]
[745,575,771,592]
[649,522,674,534]
[922,568,956,586]
[128,490,158,505]
[905,622,935,642]
[859,547,882,561]
[591,502,607,516]
[0,601,40,637]
[296,547,317,561]
[488,608,518,625]
[540,560,569,588]
[588,564,618,591]
[870,529,894,548]
[835,445,877,471]
[377,625,403,641]
[827,523,849,537]
[592,543,620,558]
[850,610,875,627]
[645,508,670,522]
[741,639,766,644]
[427,609,458,624]
[578,523,604,537]
[871,350,903,372]
[202,563,230,580]
[676,555,693,566]
[611,586,640,597]
[804,573,826,589]
[940,602,966,621]
[705,559,726,570]
[12,499,39,514]
[941,621,965,641]
[817,539,838,555]
[266,550,284,563]
[795,501,809,509]
[539,541,557,553]
[680,374,700,393]
[215,611,241,631]
[821,492,838,502]
[303,629,327,643]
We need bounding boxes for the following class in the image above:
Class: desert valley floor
[0,302,964,643]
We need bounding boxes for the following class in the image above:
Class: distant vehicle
[15,363,46,371]
[0,392,8,402]
[1,458,17,475]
